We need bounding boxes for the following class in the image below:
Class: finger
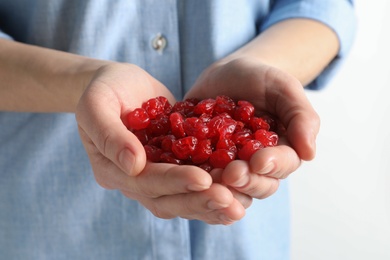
[196,198,246,225]
[208,168,252,208]
[222,160,280,199]
[76,87,146,176]
[228,187,253,209]
[209,168,223,183]
[126,163,213,197]
[285,107,320,161]
[131,183,234,220]
[80,139,213,196]
[249,138,301,179]
[78,126,122,190]
[267,71,320,161]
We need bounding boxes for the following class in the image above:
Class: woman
[0,1,356,259]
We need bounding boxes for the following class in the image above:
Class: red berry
[193,98,216,115]
[209,149,236,169]
[192,139,212,164]
[234,100,254,123]
[183,117,209,140]
[157,96,173,114]
[169,112,186,138]
[132,129,149,145]
[238,140,263,161]
[161,134,176,152]
[207,115,224,139]
[147,135,164,147]
[218,118,237,139]
[184,98,200,105]
[249,116,270,131]
[260,114,278,131]
[214,95,236,117]
[144,145,163,162]
[231,128,252,148]
[199,113,212,124]
[172,136,198,160]
[127,108,150,130]
[160,152,184,165]
[254,129,278,147]
[126,95,279,171]
[142,97,164,119]
[148,114,170,137]
[172,100,195,117]
[216,138,237,154]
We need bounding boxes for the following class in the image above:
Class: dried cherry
[126,95,279,171]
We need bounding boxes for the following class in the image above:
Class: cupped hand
[76,63,245,224]
[184,57,320,199]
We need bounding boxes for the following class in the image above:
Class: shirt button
[152,33,167,53]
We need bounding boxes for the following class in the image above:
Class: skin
[0,18,338,225]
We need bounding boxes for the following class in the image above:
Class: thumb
[76,94,146,176]
[268,71,320,161]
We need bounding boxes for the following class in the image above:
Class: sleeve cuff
[260,0,357,90]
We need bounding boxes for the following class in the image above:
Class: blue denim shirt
[0,1,355,259]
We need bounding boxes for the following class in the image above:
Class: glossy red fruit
[193,98,216,115]
[160,152,184,165]
[260,114,278,132]
[172,100,195,117]
[209,149,236,169]
[214,95,236,117]
[132,129,149,145]
[216,138,237,154]
[157,96,173,114]
[207,115,224,139]
[161,134,176,152]
[231,128,252,148]
[127,108,150,130]
[238,140,263,161]
[169,112,186,138]
[183,117,209,140]
[148,114,170,136]
[172,136,198,160]
[142,98,164,119]
[254,129,278,147]
[234,100,254,123]
[147,135,164,147]
[249,116,270,131]
[192,139,212,164]
[144,145,163,162]
[218,117,237,139]
[127,95,279,171]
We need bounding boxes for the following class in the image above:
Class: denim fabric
[0,1,355,259]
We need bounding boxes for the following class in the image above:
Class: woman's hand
[185,57,320,200]
[76,63,246,225]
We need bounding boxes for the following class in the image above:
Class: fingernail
[258,162,274,175]
[208,200,228,210]
[187,183,209,192]
[219,214,232,224]
[232,174,249,188]
[119,148,135,175]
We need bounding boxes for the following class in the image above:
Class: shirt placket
[139,1,190,259]
[140,0,183,100]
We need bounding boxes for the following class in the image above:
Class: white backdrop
[290,1,390,259]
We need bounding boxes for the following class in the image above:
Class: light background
[290,1,390,259]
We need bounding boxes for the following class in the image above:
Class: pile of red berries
[127,95,278,172]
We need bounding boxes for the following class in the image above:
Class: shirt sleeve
[0,29,13,40]
[260,0,357,90]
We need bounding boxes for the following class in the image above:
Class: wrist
[217,19,339,87]
[0,38,112,112]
